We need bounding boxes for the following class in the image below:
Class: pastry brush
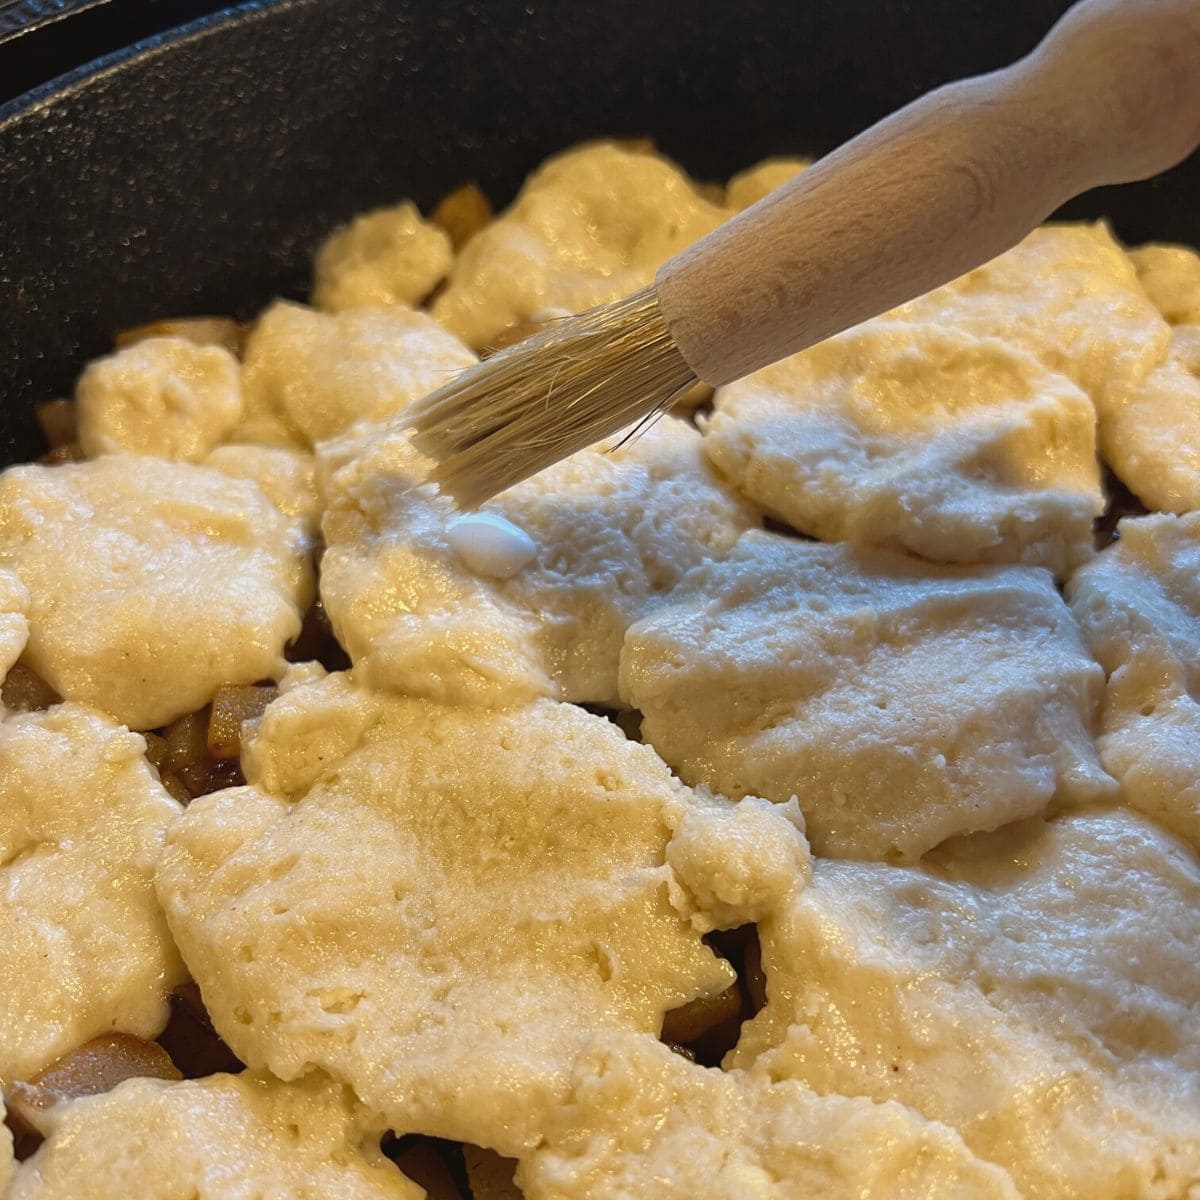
[407,0,1200,508]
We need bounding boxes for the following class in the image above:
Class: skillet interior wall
[1,0,1195,466]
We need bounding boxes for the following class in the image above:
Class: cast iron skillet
[2,0,1198,468]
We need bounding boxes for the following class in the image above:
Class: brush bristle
[405,286,698,507]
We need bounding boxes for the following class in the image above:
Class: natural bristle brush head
[405,285,698,508]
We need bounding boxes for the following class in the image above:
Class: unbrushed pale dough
[0,1097,13,1195]
[319,415,757,707]
[889,223,1170,404]
[240,300,476,446]
[620,530,1115,860]
[0,456,313,729]
[0,566,29,691]
[1100,326,1200,513]
[731,810,1200,1200]
[156,673,800,1155]
[1130,242,1200,325]
[889,224,1178,509]
[205,442,323,527]
[431,142,726,348]
[519,1036,1018,1200]
[0,703,185,1085]
[76,336,244,462]
[665,791,808,934]
[725,156,809,210]
[705,322,1101,574]
[1068,512,1200,848]
[7,1071,422,1200]
[311,200,453,312]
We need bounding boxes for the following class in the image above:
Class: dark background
[0,1,230,101]
[2,0,1196,463]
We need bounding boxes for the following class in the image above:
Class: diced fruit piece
[463,1144,522,1199]
[156,982,244,1079]
[34,399,78,449]
[742,929,768,1014]
[207,684,278,760]
[384,1136,466,1199]
[286,599,352,672]
[6,1033,181,1138]
[37,443,86,465]
[659,983,743,1045]
[1,663,61,713]
[162,709,209,771]
[430,183,493,251]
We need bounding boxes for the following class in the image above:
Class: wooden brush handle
[656,0,1200,386]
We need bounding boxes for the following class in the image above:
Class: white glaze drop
[445,512,537,579]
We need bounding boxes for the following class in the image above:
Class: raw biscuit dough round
[730,810,1200,1200]
[519,1036,1018,1200]
[311,200,453,312]
[240,301,476,446]
[431,142,727,348]
[1130,242,1200,325]
[0,456,313,730]
[319,414,758,707]
[666,792,809,933]
[1068,512,1200,847]
[705,322,1101,574]
[889,223,1170,404]
[6,1071,421,1200]
[619,530,1115,860]
[725,156,809,210]
[0,703,185,1085]
[1098,327,1200,513]
[0,566,29,689]
[886,224,1179,508]
[205,443,323,527]
[156,673,766,1155]
[76,336,243,462]
[0,1098,12,1195]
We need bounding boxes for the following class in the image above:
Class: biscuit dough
[890,223,1170,404]
[0,704,185,1085]
[241,301,476,446]
[311,200,453,312]
[6,1071,422,1199]
[705,322,1101,574]
[76,337,244,462]
[0,1098,12,1195]
[666,792,808,933]
[730,811,1200,1200]
[725,156,809,210]
[1068,512,1200,847]
[319,415,757,707]
[0,566,29,690]
[1099,327,1200,512]
[5,139,1200,1193]
[888,224,1178,510]
[0,456,313,729]
[519,1036,1018,1200]
[1130,242,1200,325]
[431,142,726,348]
[620,531,1114,860]
[205,443,323,526]
[157,675,766,1154]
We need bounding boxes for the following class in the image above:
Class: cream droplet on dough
[445,512,537,579]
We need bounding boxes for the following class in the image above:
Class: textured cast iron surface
[2,0,1198,464]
